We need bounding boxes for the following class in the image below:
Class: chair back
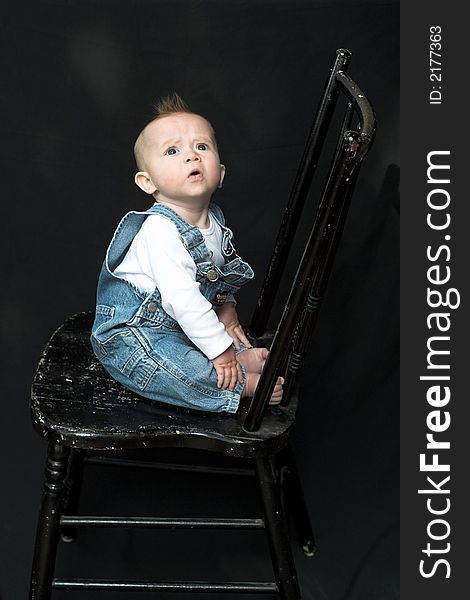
[244,49,376,432]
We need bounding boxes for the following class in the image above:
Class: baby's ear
[135,171,157,195]
[218,164,226,188]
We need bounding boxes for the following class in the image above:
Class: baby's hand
[212,346,244,391]
[217,302,252,350]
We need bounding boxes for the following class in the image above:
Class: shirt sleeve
[132,215,233,360]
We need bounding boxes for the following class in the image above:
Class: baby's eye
[196,143,208,151]
[165,147,178,156]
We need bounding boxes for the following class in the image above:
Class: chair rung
[53,579,278,593]
[60,516,264,529]
[85,456,254,477]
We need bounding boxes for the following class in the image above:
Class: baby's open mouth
[188,169,203,181]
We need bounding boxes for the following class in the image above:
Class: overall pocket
[90,305,116,359]
[101,327,160,391]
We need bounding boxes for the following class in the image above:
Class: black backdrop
[0,1,399,598]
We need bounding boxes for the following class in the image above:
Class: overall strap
[106,211,149,273]
[147,202,217,264]
[107,202,228,275]
[207,202,225,225]
[207,203,237,260]
[105,205,192,273]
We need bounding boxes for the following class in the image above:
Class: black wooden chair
[29,49,375,599]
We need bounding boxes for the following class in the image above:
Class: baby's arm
[216,302,252,349]
[135,216,232,356]
[126,216,241,390]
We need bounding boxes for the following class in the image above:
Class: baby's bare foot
[237,347,269,374]
[241,372,284,405]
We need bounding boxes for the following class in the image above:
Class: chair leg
[61,449,85,542]
[30,443,70,600]
[278,445,316,556]
[255,455,301,600]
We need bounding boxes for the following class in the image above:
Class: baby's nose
[185,150,200,162]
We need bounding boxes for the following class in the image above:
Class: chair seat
[31,312,297,456]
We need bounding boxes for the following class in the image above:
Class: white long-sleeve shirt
[114,213,233,360]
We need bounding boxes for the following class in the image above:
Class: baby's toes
[269,379,284,405]
[253,348,269,373]
[260,348,269,360]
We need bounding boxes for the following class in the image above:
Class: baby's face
[136,113,225,205]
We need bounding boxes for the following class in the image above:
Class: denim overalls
[90,202,254,413]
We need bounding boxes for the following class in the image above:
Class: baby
[90,94,283,413]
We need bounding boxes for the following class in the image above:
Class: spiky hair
[153,92,193,117]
